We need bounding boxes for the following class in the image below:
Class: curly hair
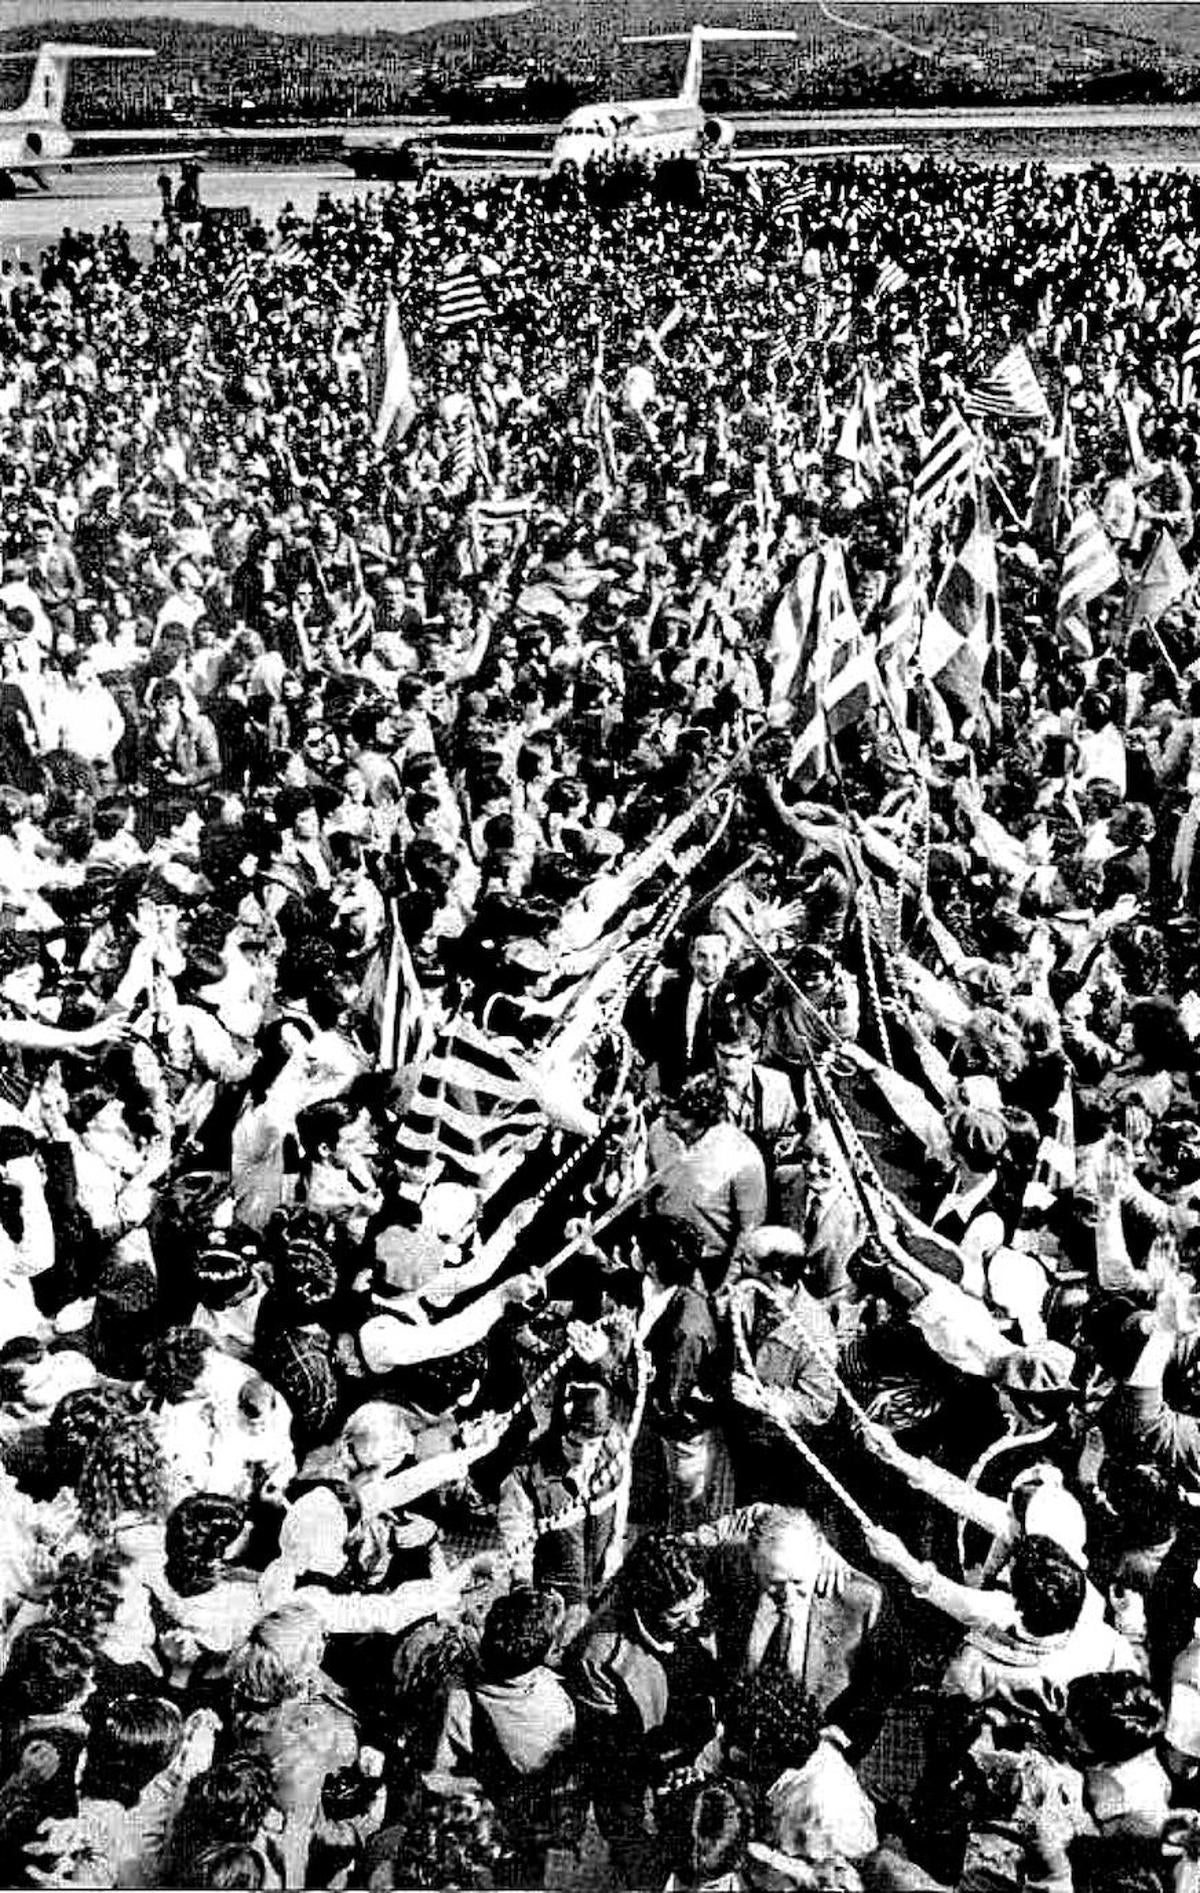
[165,1494,249,1598]
[45,1384,139,1487]
[168,1752,276,1884]
[1010,1534,1086,1639]
[4,1624,94,1717]
[77,1413,169,1536]
[43,1547,126,1648]
[724,1670,822,1791]
[143,1326,213,1406]
[657,1775,753,1886]
[479,1588,560,1682]
[368,1782,507,1891]
[613,1531,702,1625]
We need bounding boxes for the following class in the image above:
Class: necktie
[760,1596,804,1678]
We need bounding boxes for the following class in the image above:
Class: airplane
[549,26,809,173]
[367,25,897,178]
[0,42,158,196]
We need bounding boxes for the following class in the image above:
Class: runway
[0,161,379,258]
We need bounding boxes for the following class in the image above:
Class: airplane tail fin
[621,26,801,109]
[0,42,153,125]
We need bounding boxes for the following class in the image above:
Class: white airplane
[407,26,894,177]
[549,26,802,172]
[0,42,156,196]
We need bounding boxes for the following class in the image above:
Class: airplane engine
[702,116,734,152]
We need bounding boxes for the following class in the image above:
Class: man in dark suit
[628,924,733,1097]
[684,1503,903,1760]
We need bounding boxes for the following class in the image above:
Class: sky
[8,1,533,34]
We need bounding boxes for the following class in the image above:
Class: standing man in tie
[627,923,735,1098]
[685,1504,903,1761]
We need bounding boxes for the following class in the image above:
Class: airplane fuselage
[550,98,731,172]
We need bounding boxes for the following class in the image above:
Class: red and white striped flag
[963,343,1051,425]
[911,405,976,515]
[370,295,416,447]
[1058,505,1122,656]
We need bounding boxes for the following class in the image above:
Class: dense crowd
[4,146,1200,1890]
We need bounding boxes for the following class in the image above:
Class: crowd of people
[3,144,1200,1890]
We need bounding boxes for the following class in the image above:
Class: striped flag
[370,295,416,447]
[436,267,491,333]
[911,405,976,515]
[963,343,1051,425]
[443,393,490,491]
[273,233,305,270]
[223,254,251,314]
[767,542,874,778]
[776,171,820,219]
[873,258,911,302]
[390,1015,595,1194]
[877,531,924,719]
[376,900,431,1082]
[919,490,997,727]
[1058,506,1122,656]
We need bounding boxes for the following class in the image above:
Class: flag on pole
[370,294,416,447]
[376,900,431,1082]
[873,258,911,302]
[776,171,820,219]
[1126,529,1190,630]
[1058,506,1122,656]
[963,343,1051,425]
[768,542,873,777]
[919,491,997,726]
[223,254,251,314]
[390,1016,596,1193]
[443,393,490,491]
[911,405,976,515]
[436,266,491,333]
[273,233,305,270]
[877,531,924,720]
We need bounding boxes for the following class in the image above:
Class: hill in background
[5,3,1200,122]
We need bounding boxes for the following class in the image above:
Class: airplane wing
[728,142,904,164]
